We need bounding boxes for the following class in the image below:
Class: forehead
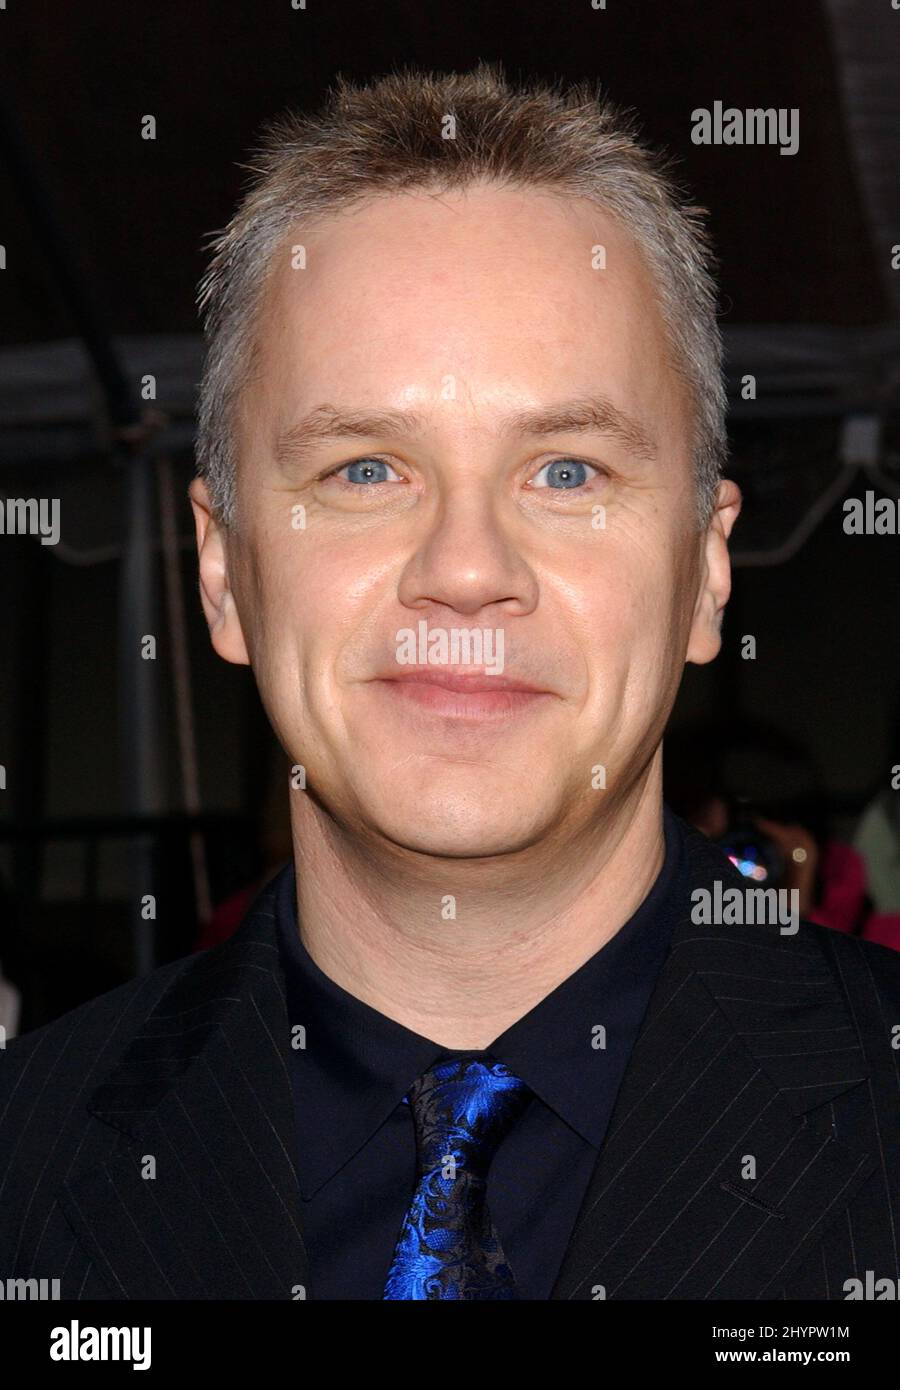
[246,183,686,438]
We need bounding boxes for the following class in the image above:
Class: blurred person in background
[853,696,900,949]
[664,719,875,937]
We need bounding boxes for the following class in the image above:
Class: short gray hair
[195,61,727,529]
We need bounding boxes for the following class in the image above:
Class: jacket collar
[59,819,878,1300]
[60,879,309,1299]
[277,804,686,1196]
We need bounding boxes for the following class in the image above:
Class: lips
[380,668,550,695]
[368,668,556,720]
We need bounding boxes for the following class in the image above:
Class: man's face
[191,183,738,857]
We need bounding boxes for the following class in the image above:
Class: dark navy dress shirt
[274,803,688,1299]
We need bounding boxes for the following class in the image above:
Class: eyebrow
[272,392,659,467]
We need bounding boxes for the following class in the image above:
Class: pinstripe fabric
[1,821,898,1300]
[0,893,309,1299]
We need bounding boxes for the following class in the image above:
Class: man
[1,62,898,1301]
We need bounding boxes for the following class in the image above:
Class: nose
[395,486,539,619]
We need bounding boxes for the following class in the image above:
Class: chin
[364,798,550,859]
[382,830,539,859]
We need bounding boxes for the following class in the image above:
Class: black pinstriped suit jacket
[1,819,899,1300]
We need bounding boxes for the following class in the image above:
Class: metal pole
[117,444,165,974]
[0,94,165,975]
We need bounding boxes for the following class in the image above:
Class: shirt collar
[276,804,687,1197]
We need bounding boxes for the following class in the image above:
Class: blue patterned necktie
[383,1054,532,1300]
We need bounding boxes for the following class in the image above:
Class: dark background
[1,0,898,1027]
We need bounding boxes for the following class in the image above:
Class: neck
[289,758,667,1049]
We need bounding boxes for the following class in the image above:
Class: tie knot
[404,1055,531,1181]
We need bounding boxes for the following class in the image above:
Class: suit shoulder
[0,950,201,1113]
[807,921,900,1007]
[0,949,228,1279]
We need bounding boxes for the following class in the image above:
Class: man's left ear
[685,478,743,666]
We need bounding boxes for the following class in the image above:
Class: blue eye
[531,458,598,490]
[335,457,402,485]
[324,455,600,489]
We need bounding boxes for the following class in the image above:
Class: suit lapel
[551,826,877,1299]
[58,873,309,1299]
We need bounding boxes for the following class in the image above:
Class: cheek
[231,530,307,691]
[584,531,674,639]
[576,533,691,696]
[249,529,389,699]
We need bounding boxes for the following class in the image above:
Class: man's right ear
[188,476,251,666]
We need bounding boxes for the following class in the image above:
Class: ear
[188,476,251,666]
[685,478,742,666]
